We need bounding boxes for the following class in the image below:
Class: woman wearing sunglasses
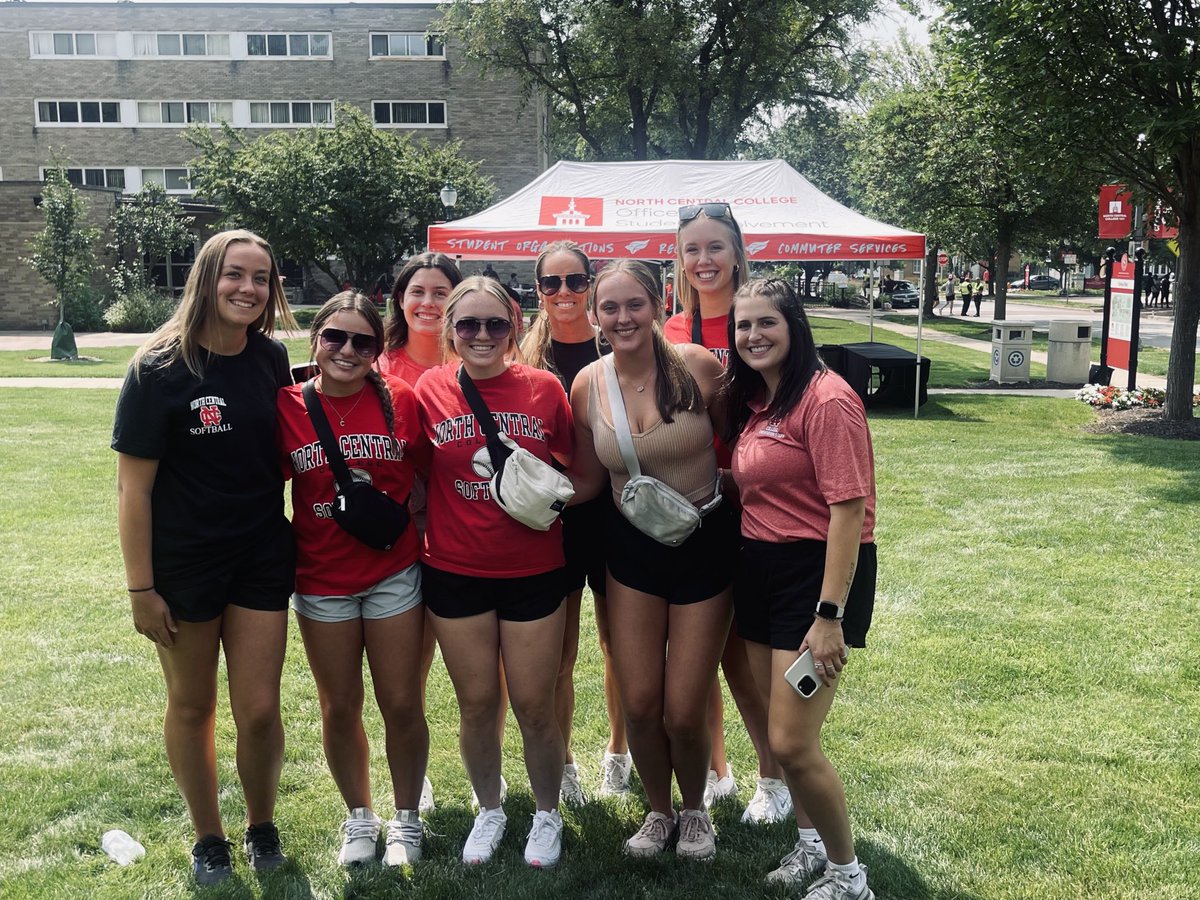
[113,230,296,885]
[276,292,429,868]
[521,242,630,805]
[414,276,574,868]
[724,279,876,900]
[567,260,734,861]
[665,204,786,826]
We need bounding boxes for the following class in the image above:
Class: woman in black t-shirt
[112,230,297,886]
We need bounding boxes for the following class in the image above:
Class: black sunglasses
[318,327,378,358]
[454,316,513,341]
[537,273,591,294]
[678,203,733,224]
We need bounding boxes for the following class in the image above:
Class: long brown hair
[593,259,702,424]
[674,209,748,320]
[384,252,462,351]
[520,240,597,378]
[131,229,296,378]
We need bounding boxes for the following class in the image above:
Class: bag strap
[301,379,356,492]
[601,355,644,480]
[457,365,512,473]
[691,311,704,346]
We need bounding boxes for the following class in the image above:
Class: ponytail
[365,369,401,457]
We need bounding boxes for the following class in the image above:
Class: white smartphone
[783,649,822,699]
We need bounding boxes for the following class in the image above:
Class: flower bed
[1075,384,1199,410]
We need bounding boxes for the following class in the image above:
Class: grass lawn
[2,389,1198,898]
[0,338,313,379]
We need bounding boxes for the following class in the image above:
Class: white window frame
[244,32,332,59]
[140,167,193,194]
[247,101,334,127]
[372,100,448,129]
[30,31,120,58]
[35,99,123,127]
[40,166,128,190]
[368,32,445,59]
[130,32,231,58]
[136,100,234,127]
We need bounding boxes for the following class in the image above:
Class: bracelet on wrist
[127,586,155,593]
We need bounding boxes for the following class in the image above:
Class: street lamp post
[439,180,458,212]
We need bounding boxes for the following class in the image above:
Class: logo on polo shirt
[189,395,233,434]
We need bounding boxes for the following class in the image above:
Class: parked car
[882,280,920,308]
[1009,274,1060,291]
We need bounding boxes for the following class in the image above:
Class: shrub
[103,288,177,332]
[70,285,109,332]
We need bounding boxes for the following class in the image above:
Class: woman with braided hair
[276,292,429,869]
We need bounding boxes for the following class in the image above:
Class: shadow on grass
[1097,432,1200,505]
[868,398,987,424]
[856,836,982,900]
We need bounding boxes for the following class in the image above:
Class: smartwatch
[814,600,845,621]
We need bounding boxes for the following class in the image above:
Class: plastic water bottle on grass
[101,829,145,865]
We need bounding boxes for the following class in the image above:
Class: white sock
[797,827,823,849]
[828,856,864,885]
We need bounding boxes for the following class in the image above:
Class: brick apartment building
[0,0,546,328]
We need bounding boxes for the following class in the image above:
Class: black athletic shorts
[605,499,737,605]
[562,494,609,596]
[734,539,876,650]
[155,519,295,624]
[421,564,567,622]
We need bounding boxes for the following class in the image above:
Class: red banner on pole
[1106,257,1135,369]
[1098,184,1132,239]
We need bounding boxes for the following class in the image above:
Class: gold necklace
[321,385,366,426]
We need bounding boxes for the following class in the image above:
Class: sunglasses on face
[678,202,733,224]
[537,273,591,295]
[318,327,378,358]
[453,316,513,341]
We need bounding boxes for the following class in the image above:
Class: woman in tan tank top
[568,259,735,861]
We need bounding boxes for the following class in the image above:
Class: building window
[369,32,445,58]
[141,168,192,193]
[248,101,333,126]
[41,167,126,189]
[246,32,331,57]
[132,32,230,57]
[36,100,121,125]
[373,101,447,127]
[137,101,233,125]
[31,31,118,57]
[150,239,197,294]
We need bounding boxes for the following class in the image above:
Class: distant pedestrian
[483,263,499,280]
[960,275,973,316]
[970,277,984,316]
[1160,272,1172,306]
[940,273,956,314]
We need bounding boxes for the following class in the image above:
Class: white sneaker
[419,776,435,814]
[766,836,829,885]
[470,775,508,812]
[599,751,632,797]
[560,763,585,806]
[523,809,563,868]
[383,809,422,867]
[801,864,874,900]
[741,777,793,824]
[623,810,677,857]
[461,807,507,865]
[676,807,716,860]
[337,807,380,865]
[703,765,737,809]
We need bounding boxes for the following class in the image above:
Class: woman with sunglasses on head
[664,203,786,825]
[521,242,631,805]
[276,293,429,869]
[414,276,574,868]
[725,279,876,900]
[568,260,734,861]
[113,229,296,886]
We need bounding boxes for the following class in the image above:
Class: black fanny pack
[302,379,410,551]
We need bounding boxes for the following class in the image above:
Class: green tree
[949,0,1200,419]
[441,0,875,161]
[107,183,195,297]
[186,104,495,287]
[23,167,100,358]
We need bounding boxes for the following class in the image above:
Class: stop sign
[937,253,949,266]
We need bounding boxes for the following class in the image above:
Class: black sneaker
[192,834,233,886]
[243,821,286,872]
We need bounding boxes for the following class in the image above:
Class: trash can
[990,321,1033,383]
[1046,320,1093,385]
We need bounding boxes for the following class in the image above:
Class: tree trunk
[923,247,938,315]
[994,228,1013,320]
[1164,182,1197,421]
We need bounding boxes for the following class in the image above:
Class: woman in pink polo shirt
[724,278,877,900]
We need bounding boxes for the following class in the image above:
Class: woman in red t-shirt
[415,276,574,869]
[663,205,783,824]
[277,293,428,868]
[725,278,877,900]
[378,253,461,384]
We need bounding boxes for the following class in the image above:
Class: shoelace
[635,814,672,844]
[602,758,626,789]
[678,812,710,843]
[386,819,424,846]
[197,837,232,870]
[779,840,823,872]
[469,812,505,845]
[527,813,559,849]
[805,869,858,900]
[245,824,280,856]
[343,817,379,841]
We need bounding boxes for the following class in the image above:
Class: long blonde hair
[674,210,748,320]
[131,229,296,377]
[442,276,525,364]
[520,241,597,378]
[593,259,702,424]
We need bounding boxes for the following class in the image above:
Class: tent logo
[747,240,770,256]
[539,196,603,227]
[625,239,650,254]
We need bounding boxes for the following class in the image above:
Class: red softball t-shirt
[415,362,574,578]
[277,376,421,595]
[378,347,431,387]
[733,371,876,544]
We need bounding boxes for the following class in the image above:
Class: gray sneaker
[802,865,875,900]
[383,809,422,867]
[766,836,828,885]
[623,811,677,857]
[560,763,585,806]
[599,751,632,797]
[675,808,716,861]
